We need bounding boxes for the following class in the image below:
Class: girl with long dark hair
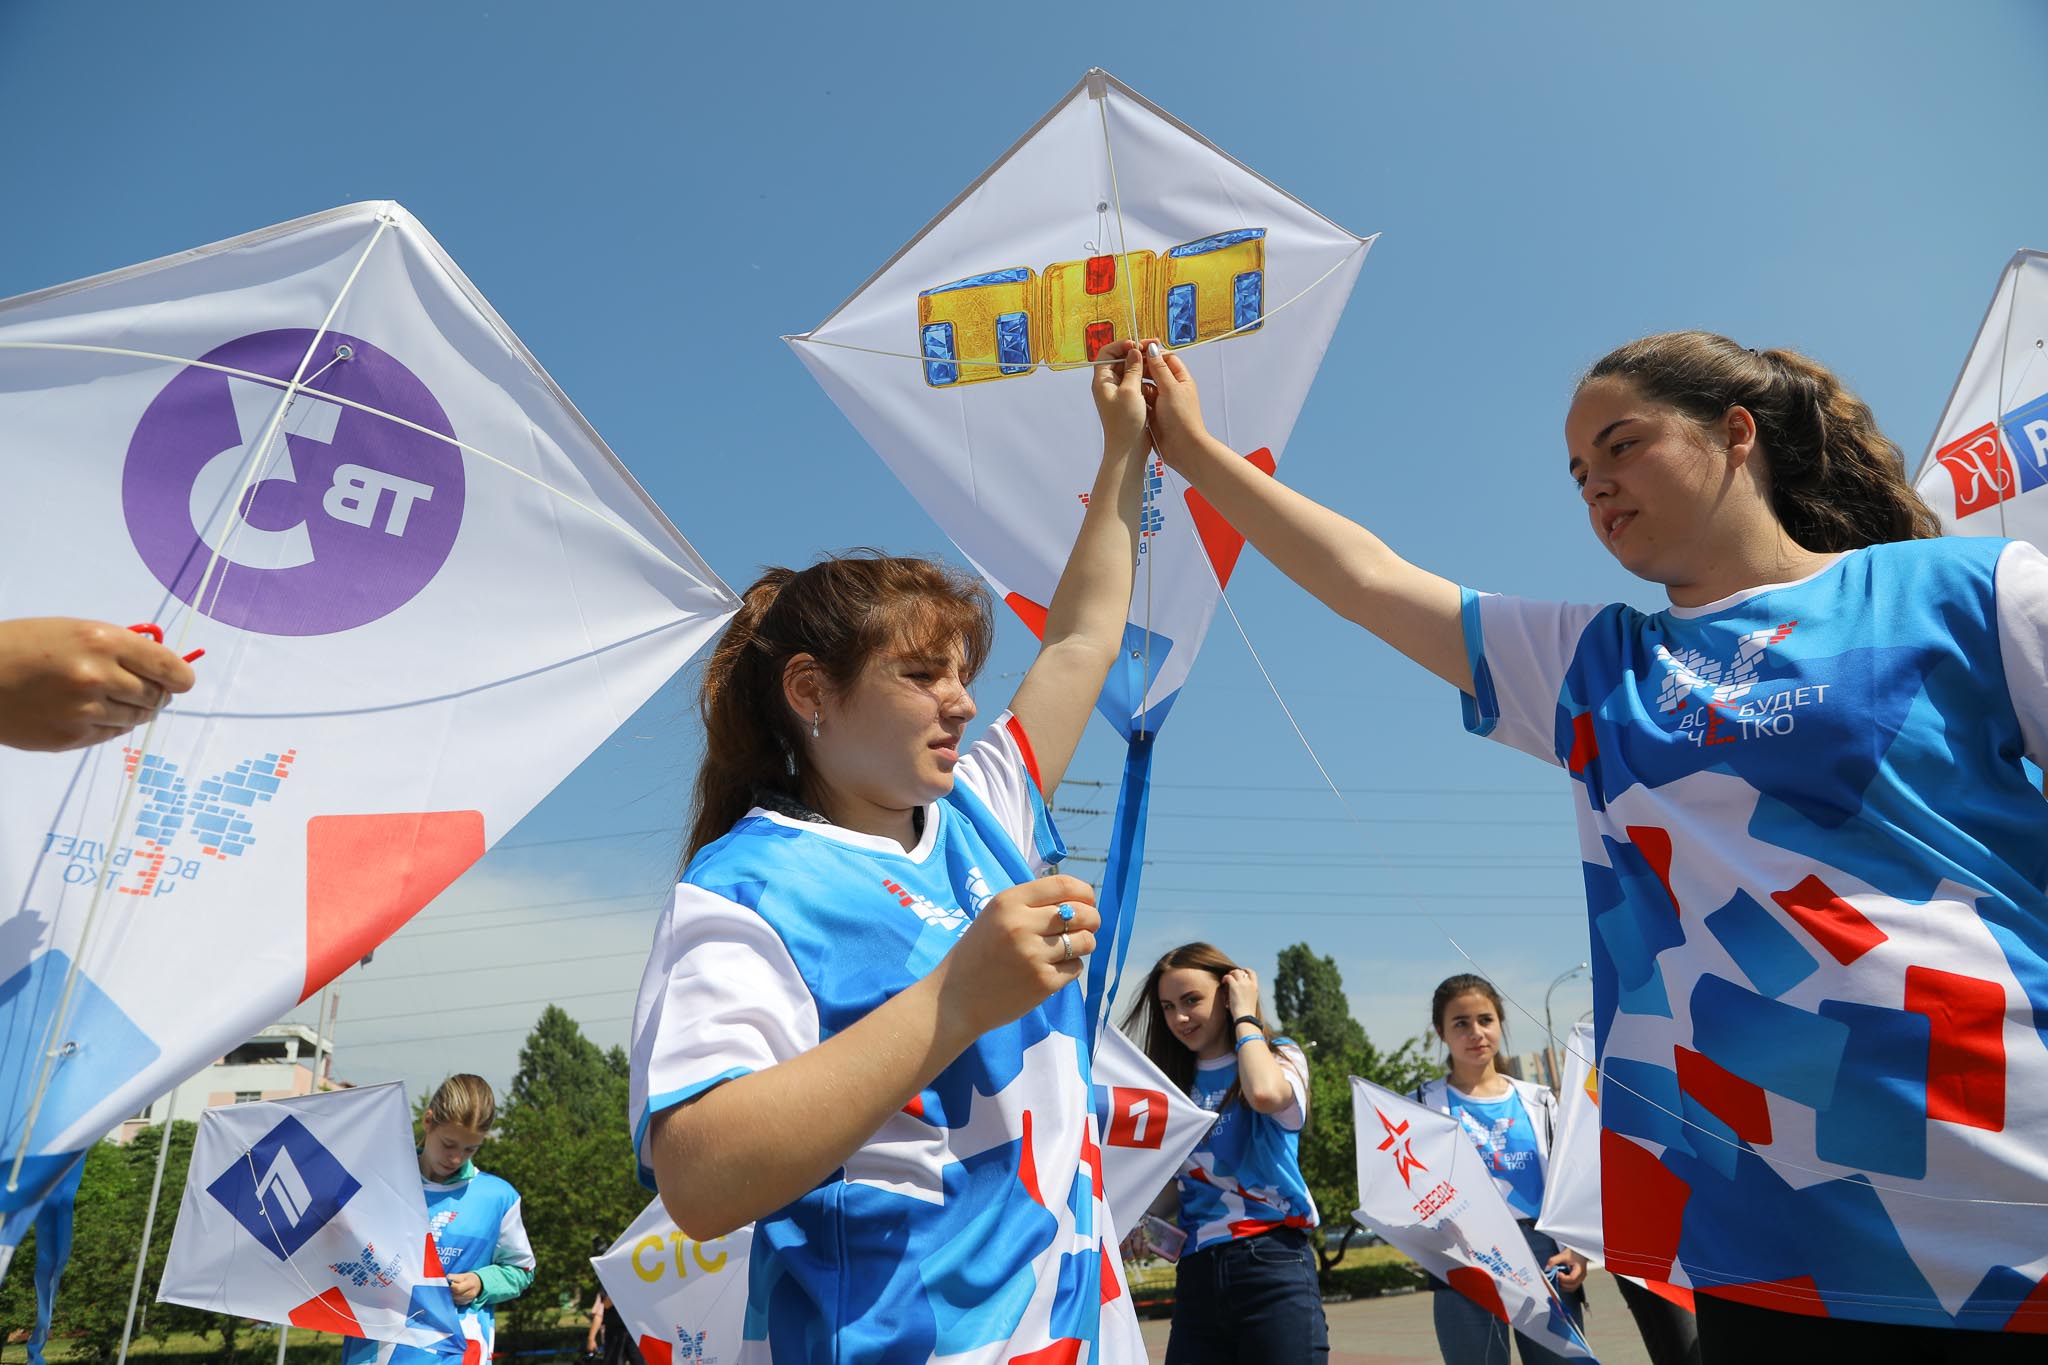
[628,343,1154,1362]
[1416,974,1586,1364]
[1139,332,2048,1362]
[1127,942,1327,1363]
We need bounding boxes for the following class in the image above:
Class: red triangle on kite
[1446,1266,1509,1323]
[1183,447,1275,589]
[1005,592,1049,641]
[288,1287,364,1334]
[637,1336,674,1365]
[302,811,486,1000]
[423,1229,446,1279]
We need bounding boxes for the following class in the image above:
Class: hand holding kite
[0,616,197,751]
[1091,338,1154,461]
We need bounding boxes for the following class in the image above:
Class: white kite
[592,1202,753,1365]
[596,1026,1209,1364]
[0,202,737,1280]
[1090,1024,1219,1239]
[1535,1023,1696,1316]
[788,69,1372,1035]
[158,1084,461,1346]
[1913,249,2048,542]
[1351,1077,1596,1361]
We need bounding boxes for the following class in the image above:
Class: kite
[1914,249,2048,540]
[1533,1023,1694,1314]
[0,202,737,1294]
[1350,1076,1597,1361]
[787,69,1372,1035]
[158,1084,463,1348]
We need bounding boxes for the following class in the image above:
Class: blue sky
[5,1,2045,1099]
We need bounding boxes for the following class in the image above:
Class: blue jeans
[1430,1222,1585,1365]
[1166,1227,1330,1364]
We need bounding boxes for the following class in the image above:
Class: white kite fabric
[1535,1024,1697,1316]
[158,1084,461,1345]
[598,1027,1208,1364]
[593,1202,756,1365]
[787,67,1372,1037]
[1350,1077,1597,1361]
[1914,250,2048,541]
[0,201,738,1257]
[1533,1023,1603,1266]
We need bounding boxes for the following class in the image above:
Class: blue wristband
[1233,1032,1268,1051]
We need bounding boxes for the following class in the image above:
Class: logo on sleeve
[206,1115,362,1257]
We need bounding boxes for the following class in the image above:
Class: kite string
[1995,264,2018,540]
[184,211,395,643]
[1097,85,1153,735]
[1177,491,2048,1211]
[8,217,394,1189]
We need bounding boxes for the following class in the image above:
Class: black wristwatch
[1232,1014,1263,1031]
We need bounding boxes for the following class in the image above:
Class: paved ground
[1137,1270,1651,1363]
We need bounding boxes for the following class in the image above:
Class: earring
[810,711,820,739]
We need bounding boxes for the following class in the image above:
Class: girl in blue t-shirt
[1416,975,1585,1365]
[1127,942,1327,1364]
[631,343,1155,1364]
[340,1074,534,1365]
[1136,333,2048,1362]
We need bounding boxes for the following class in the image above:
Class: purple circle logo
[123,330,465,636]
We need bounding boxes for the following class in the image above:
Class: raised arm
[1143,349,1472,694]
[1003,340,1151,795]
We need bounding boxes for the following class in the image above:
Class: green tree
[487,1006,645,1332]
[0,1118,260,1363]
[1273,945,1366,1056]
[1272,943,1433,1279]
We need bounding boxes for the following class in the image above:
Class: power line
[340,949,649,985]
[346,1013,635,1052]
[343,987,623,1027]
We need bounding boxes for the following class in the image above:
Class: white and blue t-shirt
[1460,536,2048,1332]
[339,1166,533,1365]
[629,715,1145,1365]
[1175,1041,1318,1254]
[1445,1086,1544,1219]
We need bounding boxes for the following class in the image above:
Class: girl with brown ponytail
[630,342,1158,1363]
[1140,334,2048,1360]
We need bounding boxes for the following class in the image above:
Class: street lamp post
[1545,963,1588,1090]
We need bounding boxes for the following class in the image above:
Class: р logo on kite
[122,328,466,636]
[205,1114,363,1258]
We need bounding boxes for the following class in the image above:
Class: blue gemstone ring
[1058,903,1075,923]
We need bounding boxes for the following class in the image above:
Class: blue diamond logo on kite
[206,1115,362,1258]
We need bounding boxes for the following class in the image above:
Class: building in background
[112,1022,342,1142]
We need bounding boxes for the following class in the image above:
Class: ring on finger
[1059,932,1074,962]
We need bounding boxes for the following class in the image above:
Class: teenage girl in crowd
[1128,943,1328,1363]
[1139,332,2048,1363]
[342,1074,534,1365]
[629,344,1153,1362]
[1417,975,1585,1364]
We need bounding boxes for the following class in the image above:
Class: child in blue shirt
[1415,975,1584,1365]
[342,1074,533,1365]
[1127,942,1326,1364]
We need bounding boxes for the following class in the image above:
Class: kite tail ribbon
[1086,730,1155,1052]
[13,1153,87,1365]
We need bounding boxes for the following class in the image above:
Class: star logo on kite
[1374,1106,1427,1188]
